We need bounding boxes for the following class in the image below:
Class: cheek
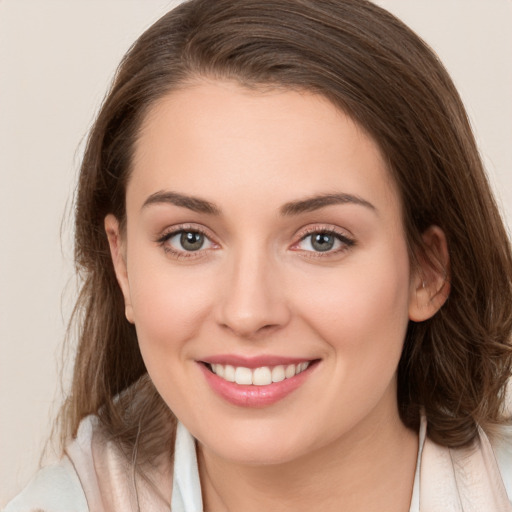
[289,248,412,434]
[297,248,412,365]
[126,257,220,419]
[126,251,216,360]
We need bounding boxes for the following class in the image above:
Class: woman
[6,0,512,510]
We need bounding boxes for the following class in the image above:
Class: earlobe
[104,214,134,323]
[408,225,450,322]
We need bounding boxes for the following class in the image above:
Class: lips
[198,356,318,407]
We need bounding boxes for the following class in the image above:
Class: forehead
[129,80,399,215]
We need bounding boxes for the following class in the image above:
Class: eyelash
[156,224,217,260]
[155,224,355,260]
[292,226,356,258]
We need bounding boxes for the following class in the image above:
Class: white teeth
[209,361,312,385]
[224,365,235,382]
[285,364,296,378]
[299,362,309,373]
[235,367,252,385]
[253,366,272,385]
[214,364,224,378]
[271,365,285,383]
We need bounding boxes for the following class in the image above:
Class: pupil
[312,233,334,252]
[180,232,204,251]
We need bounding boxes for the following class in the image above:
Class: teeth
[285,364,296,378]
[224,365,235,382]
[235,367,253,385]
[209,361,311,385]
[213,364,224,378]
[253,366,272,386]
[271,365,285,383]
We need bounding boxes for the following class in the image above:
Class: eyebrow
[142,190,376,216]
[280,193,376,216]
[142,190,221,215]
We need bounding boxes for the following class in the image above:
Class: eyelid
[154,222,354,260]
[155,223,219,259]
[290,224,356,255]
[156,223,206,242]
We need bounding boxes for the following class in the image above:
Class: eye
[293,229,355,254]
[303,232,338,252]
[172,231,208,251]
[158,227,216,256]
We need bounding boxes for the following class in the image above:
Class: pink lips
[198,355,317,407]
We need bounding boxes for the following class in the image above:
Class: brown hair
[61,0,512,460]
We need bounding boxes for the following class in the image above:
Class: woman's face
[107,80,433,464]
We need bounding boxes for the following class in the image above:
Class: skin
[106,80,449,512]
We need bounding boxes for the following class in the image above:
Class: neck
[197,401,418,512]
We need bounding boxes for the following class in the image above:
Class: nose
[215,248,291,339]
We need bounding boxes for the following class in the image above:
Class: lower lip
[199,362,317,407]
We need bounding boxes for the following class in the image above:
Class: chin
[195,418,320,466]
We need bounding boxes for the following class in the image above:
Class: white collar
[171,416,512,512]
[171,421,203,512]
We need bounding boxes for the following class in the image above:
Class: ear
[104,214,134,323]
[408,225,450,322]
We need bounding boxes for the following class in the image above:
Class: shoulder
[417,417,512,509]
[3,416,100,512]
[491,426,512,500]
[4,413,176,512]
[3,456,88,512]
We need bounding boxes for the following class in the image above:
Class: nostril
[219,320,283,340]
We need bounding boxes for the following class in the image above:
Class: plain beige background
[1,0,511,505]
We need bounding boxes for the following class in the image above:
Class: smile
[199,358,318,407]
[208,362,311,386]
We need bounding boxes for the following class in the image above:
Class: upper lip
[200,354,316,368]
